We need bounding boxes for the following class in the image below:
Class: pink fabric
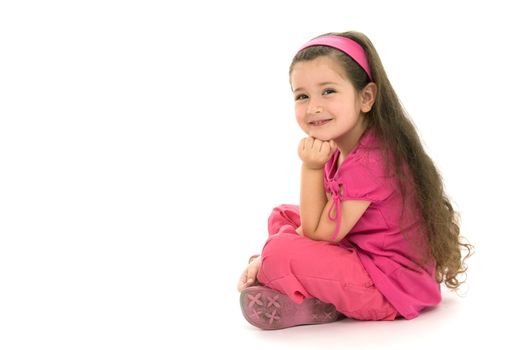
[324,128,441,319]
[298,35,373,81]
[258,205,398,321]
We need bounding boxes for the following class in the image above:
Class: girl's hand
[298,137,337,170]
[237,255,262,292]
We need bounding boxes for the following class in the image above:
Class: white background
[1,0,524,349]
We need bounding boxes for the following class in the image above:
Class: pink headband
[298,35,373,81]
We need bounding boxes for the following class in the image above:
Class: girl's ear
[360,82,377,113]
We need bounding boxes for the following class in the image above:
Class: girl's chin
[308,132,333,142]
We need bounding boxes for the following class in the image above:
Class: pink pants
[257,204,398,321]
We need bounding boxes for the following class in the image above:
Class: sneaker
[240,286,343,330]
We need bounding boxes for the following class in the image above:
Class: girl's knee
[267,204,301,235]
[260,207,303,286]
[259,233,301,280]
[262,232,297,261]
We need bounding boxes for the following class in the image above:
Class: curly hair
[290,31,473,289]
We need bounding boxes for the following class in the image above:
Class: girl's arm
[306,196,370,242]
[299,165,327,235]
[298,137,371,242]
[299,165,370,241]
[297,137,334,236]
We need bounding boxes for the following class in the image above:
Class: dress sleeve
[339,151,395,203]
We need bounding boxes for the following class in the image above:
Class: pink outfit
[258,129,441,320]
[258,205,398,320]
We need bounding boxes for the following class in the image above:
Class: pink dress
[257,128,441,320]
[324,128,441,319]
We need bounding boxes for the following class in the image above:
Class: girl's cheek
[294,113,307,132]
[294,111,302,124]
[295,106,305,123]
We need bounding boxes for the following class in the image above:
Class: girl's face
[290,55,368,143]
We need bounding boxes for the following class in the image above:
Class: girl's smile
[309,118,333,127]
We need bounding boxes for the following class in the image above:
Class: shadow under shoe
[240,286,343,330]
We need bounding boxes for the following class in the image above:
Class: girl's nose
[307,102,323,115]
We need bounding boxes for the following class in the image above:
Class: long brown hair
[290,31,473,289]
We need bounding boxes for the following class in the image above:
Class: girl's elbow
[302,228,321,241]
[304,229,336,242]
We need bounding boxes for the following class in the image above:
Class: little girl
[237,31,472,330]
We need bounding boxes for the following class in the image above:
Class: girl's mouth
[309,119,332,126]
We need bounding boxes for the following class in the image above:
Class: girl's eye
[323,88,336,95]
[295,94,308,101]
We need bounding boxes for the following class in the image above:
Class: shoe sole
[240,286,341,330]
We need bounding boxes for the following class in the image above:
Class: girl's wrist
[302,163,325,171]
